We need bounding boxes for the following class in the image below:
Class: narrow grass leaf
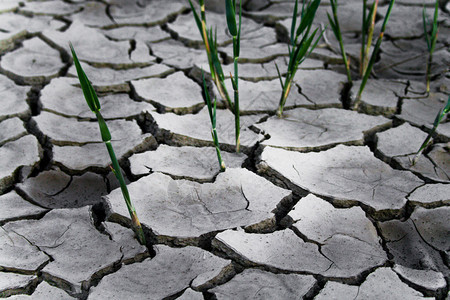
[274,62,284,89]
[225,0,237,36]
[188,0,203,37]
[291,0,299,46]
[295,0,320,39]
[69,43,100,112]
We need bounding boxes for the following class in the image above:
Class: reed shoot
[355,0,396,107]
[70,43,146,245]
[225,0,242,152]
[276,0,323,117]
[327,0,352,84]
[202,70,226,171]
[423,0,439,94]
[188,0,232,109]
[411,95,449,165]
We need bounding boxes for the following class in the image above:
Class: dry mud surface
[0,0,449,299]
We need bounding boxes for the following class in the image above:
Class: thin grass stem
[70,44,146,245]
[328,0,352,84]
[276,0,322,117]
[355,0,395,107]
[202,70,226,170]
[411,95,449,165]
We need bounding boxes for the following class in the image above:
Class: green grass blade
[357,0,395,100]
[295,0,321,39]
[225,0,237,36]
[422,6,431,51]
[291,0,299,46]
[69,43,100,112]
[188,0,203,38]
[274,62,284,89]
[202,69,214,125]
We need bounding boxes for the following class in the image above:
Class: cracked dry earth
[0,0,449,299]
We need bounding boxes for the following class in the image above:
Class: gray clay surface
[0,1,448,298]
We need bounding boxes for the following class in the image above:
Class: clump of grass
[70,43,146,245]
[327,0,396,108]
[276,0,323,117]
[225,0,242,152]
[202,70,226,171]
[423,0,439,94]
[411,95,449,165]
[327,0,352,84]
[355,0,395,106]
[188,0,232,109]
[188,0,242,152]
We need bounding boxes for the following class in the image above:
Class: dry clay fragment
[0,74,30,121]
[68,1,112,27]
[19,0,81,16]
[132,71,204,114]
[0,190,48,224]
[0,117,27,146]
[4,207,145,295]
[89,245,232,299]
[356,268,427,299]
[129,144,246,181]
[255,108,391,151]
[315,281,359,300]
[106,169,291,242]
[213,229,332,274]
[258,145,423,218]
[393,265,446,296]
[399,93,450,140]
[0,37,65,85]
[378,218,447,276]
[17,170,108,209]
[411,206,449,253]
[351,79,407,116]
[0,135,41,194]
[0,273,38,298]
[41,77,156,119]
[217,78,306,113]
[289,194,381,246]
[408,184,450,207]
[375,123,428,158]
[43,21,154,68]
[0,14,64,54]
[210,268,316,299]
[8,281,76,299]
[108,0,186,27]
[34,111,146,146]
[101,26,170,43]
[394,143,449,183]
[167,11,261,46]
[151,107,264,153]
[214,222,386,279]
[150,40,209,70]
[0,229,49,273]
[67,61,173,93]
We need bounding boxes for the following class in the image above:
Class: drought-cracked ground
[0,0,449,299]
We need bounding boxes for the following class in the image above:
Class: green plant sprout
[188,0,232,109]
[225,0,242,152]
[360,0,378,76]
[354,0,395,108]
[327,0,352,84]
[423,0,439,94]
[327,0,395,108]
[69,43,146,245]
[276,0,323,117]
[411,95,449,165]
[202,70,226,171]
[188,0,241,152]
